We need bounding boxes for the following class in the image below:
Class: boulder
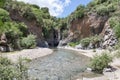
[0,33,13,52]
[75,44,83,49]
[0,46,7,52]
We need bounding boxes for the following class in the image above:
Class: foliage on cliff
[67,0,119,26]
[0,0,66,49]
[65,0,120,49]
[0,0,120,49]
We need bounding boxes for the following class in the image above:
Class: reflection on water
[29,49,90,80]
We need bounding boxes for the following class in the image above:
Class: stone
[88,43,94,49]
[75,44,82,49]
[37,41,49,48]
[104,35,109,41]
[0,33,7,45]
[102,25,118,49]
[103,68,112,72]
[0,46,6,52]
[86,67,92,72]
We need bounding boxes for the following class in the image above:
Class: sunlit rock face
[69,13,108,39]
[8,9,44,47]
[59,13,109,47]
[102,22,117,49]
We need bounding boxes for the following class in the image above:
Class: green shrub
[80,37,91,47]
[17,22,28,36]
[114,50,120,58]
[80,35,101,48]
[0,0,6,8]
[31,7,44,25]
[0,22,28,49]
[96,5,108,16]
[90,35,102,44]
[109,16,119,28]
[0,57,11,66]
[113,23,120,38]
[94,0,106,4]
[75,5,85,18]
[109,16,120,38]
[107,3,117,12]
[114,38,120,50]
[68,42,79,47]
[0,8,10,22]
[2,22,24,49]
[90,52,112,73]
[21,34,36,49]
[0,57,29,80]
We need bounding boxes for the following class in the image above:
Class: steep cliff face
[59,13,109,46]
[70,13,108,39]
[8,9,46,47]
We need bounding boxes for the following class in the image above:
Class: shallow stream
[29,49,90,80]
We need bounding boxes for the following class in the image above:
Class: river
[28,48,90,80]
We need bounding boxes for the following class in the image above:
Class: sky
[17,0,92,18]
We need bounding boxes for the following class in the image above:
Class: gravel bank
[2,48,53,62]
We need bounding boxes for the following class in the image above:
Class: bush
[80,37,91,47]
[2,22,25,49]
[68,42,79,47]
[109,16,119,28]
[0,8,10,22]
[0,0,6,8]
[96,5,108,16]
[90,35,102,44]
[114,50,120,58]
[0,57,29,80]
[80,35,101,48]
[109,16,120,38]
[0,57,11,66]
[90,52,112,73]
[107,3,117,12]
[21,34,36,49]
[113,23,120,38]
[75,5,85,18]
[94,0,106,4]
[114,38,120,50]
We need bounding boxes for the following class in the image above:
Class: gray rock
[86,67,92,72]
[102,26,117,49]
[103,68,112,72]
[37,41,49,48]
[0,46,6,52]
[88,43,94,49]
[75,44,82,49]
[104,35,109,41]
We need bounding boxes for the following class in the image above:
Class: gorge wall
[70,13,108,39]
